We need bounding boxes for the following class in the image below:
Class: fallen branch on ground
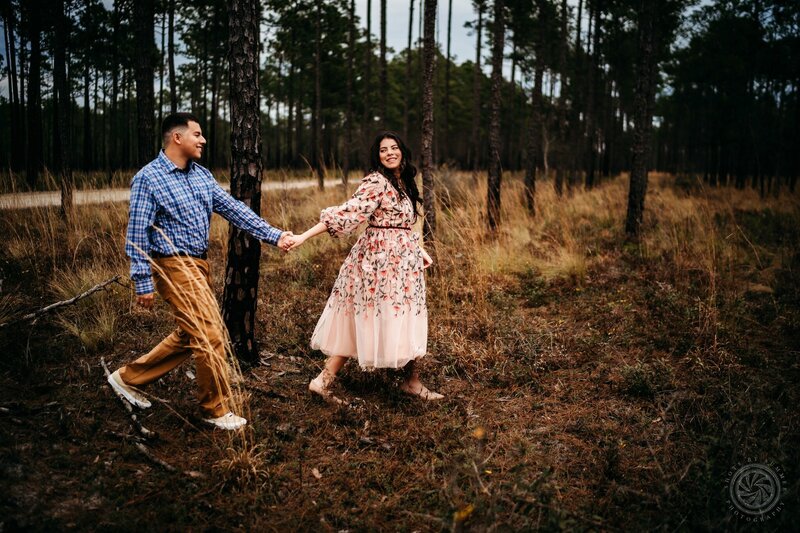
[100,357,157,440]
[0,275,125,329]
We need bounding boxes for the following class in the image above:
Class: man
[108,112,292,430]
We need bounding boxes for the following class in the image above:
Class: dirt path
[0,178,353,210]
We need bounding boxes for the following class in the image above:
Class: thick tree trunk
[223,0,265,365]
[487,0,505,231]
[421,0,437,242]
[54,0,73,222]
[134,0,156,166]
[625,1,656,240]
[470,1,483,180]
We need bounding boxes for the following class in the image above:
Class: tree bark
[223,0,265,365]
[25,0,43,188]
[554,0,568,197]
[2,5,20,171]
[343,0,355,192]
[470,1,483,179]
[362,0,373,156]
[83,57,92,171]
[421,0,437,242]
[625,0,657,240]
[313,0,323,189]
[54,0,73,222]
[134,0,156,166]
[404,0,415,142]
[443,0,453,164]
[168,0,177,113]
[487,0,505,231]
[380,0,387,128]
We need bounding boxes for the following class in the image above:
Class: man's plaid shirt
[125,151,284,295]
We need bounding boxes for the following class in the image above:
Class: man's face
[174,121,206,160]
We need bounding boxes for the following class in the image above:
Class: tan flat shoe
[400,383,444,401]
[308,370,347,405]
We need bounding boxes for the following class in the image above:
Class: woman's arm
[288,222,328,251]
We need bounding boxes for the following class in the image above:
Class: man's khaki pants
[119,257,230,417]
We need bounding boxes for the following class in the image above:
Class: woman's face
[379,137,403,174]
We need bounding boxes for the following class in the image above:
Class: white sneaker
[203,412,247,430]
[107,370,152,409]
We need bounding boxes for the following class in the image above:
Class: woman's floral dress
[310,172,427,369]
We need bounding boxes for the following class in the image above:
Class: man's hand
[136,292,155,310]
[277,231,295,252]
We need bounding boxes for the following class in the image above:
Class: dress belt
[150,250,208,260]
[368,225,411,230]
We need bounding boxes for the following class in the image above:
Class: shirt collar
[158,149,195,174]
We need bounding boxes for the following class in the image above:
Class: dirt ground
[1,179,798,531]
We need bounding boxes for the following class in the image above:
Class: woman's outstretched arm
[287,222,328,251]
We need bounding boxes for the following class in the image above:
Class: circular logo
[728,463,782,516]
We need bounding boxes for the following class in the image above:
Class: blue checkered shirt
[126,151,284,295]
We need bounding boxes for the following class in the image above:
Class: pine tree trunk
[362,0,373,154]
[25,0,43,188]
[487,0,505,231]
[404,0,415,142]
[343,0,355,192]
[134,0,156,166]
[625,0,656,240]
[444,0,453,164]
[2,6,19,171]
[54,0,73,222]
[83,60,91,171]
[554,0,568,197]
[158,12,165,131]
[313,0,323,189]
[421,0,437,242]
[380,0,387,128]
[168,0,177,113]
[470,1,483,180]
[223,0,265,365]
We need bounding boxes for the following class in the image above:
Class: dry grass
[0,170,798,530]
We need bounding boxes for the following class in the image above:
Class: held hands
[277,231,296,252]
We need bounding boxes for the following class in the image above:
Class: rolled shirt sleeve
[125,174,157,295]
[211,181,284,246]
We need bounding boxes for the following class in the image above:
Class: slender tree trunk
[313,0,323,188]
[421,0,438,243]
[134,0,156,165]
[525,0,546,214]
[470,1,484,179]
[625,0,656,239]
[343,0,355,192]
[444,0,453,164]
[224,0,265,365]
[584,3,601,189]
[2,7,19,171]
[26,0,43,188]
[362,0,373,154]
[380,0,387,128]
[554,0,568,196]
[404,0,415,142]
[210,64,220,169]
[158,11,165,130]
[168,0,177,113]
[286,56,295,165]
[83,60,92,170]
[54,0,73,221]
[487,0,505,231]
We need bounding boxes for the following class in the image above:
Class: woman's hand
[421,249,433,269]
[287,233,307,251]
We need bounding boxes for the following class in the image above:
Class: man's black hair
[161,112,201,141]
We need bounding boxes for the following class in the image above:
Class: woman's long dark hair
[368,131,422,217]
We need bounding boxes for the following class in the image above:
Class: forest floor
[0,172,798,531]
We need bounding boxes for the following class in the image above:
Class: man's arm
[211,180,288,246]
[125,175,157,297]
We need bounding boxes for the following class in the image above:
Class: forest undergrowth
[0,171,797,531]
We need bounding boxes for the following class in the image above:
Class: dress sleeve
[320,173,386,238]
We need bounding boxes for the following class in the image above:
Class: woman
[288,132,443,403]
